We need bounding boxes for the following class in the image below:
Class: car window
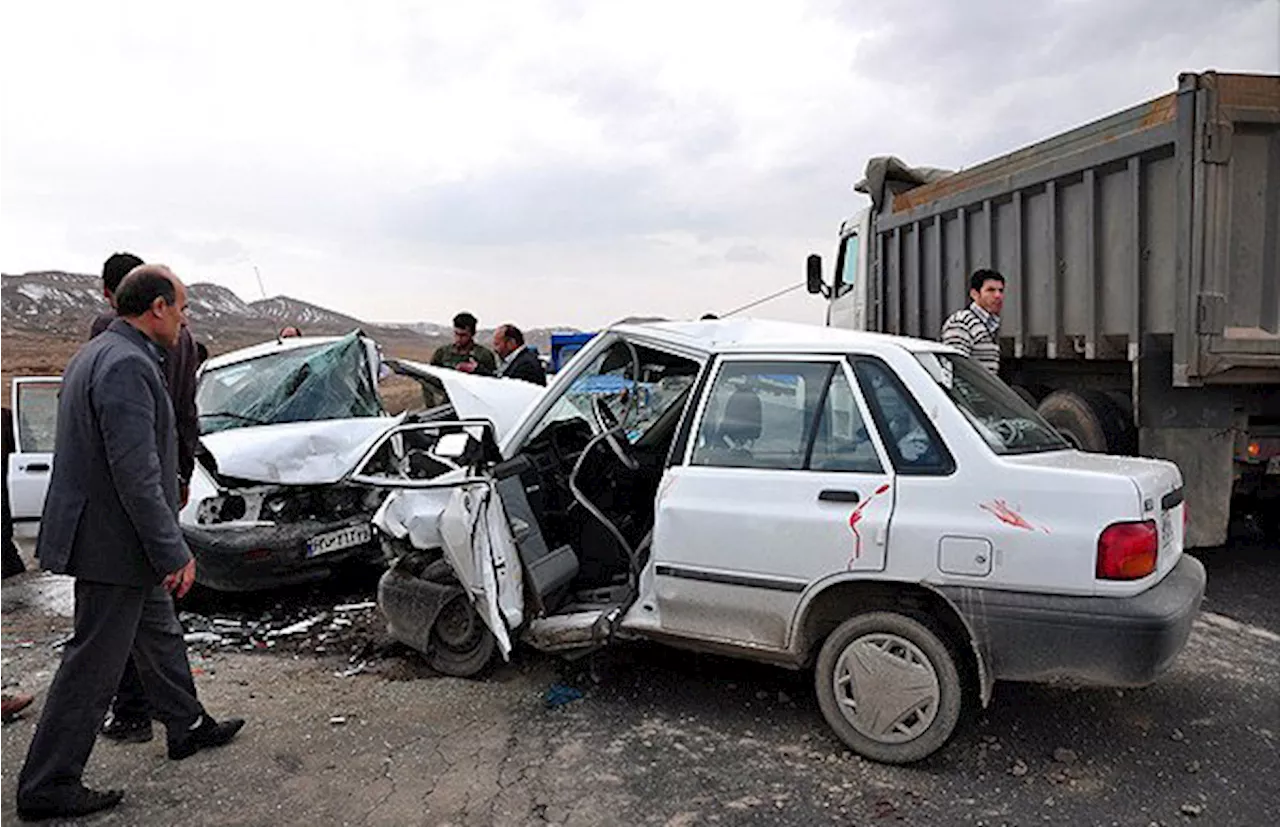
[16,381,60,453]
[915,352,1069,455]
[691,361,833,470]
[809,369,883,473]
[852,359,953,475]
[527,340,699,446]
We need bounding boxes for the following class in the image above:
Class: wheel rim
[434,595,483,652]
[832,633,941,744]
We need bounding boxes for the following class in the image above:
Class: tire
[1036,390,1134,454]
[421,560,496,678]
[814,611,964,764]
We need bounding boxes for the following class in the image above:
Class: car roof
[201,335,348,371]
[610,318,950,357]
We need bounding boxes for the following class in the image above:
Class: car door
[8,377,61,526]
[352,420,524,657]
[648,356,897,649]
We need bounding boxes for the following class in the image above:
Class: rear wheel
[814,611,963,764]
[1037,390,1134,454]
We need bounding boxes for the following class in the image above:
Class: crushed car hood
[201,418,400,486]
[197,364,542,487]
[393,360,543,440]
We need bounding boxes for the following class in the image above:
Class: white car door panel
[649,358,896,649]
[8,377,62,524]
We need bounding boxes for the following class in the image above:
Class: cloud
[1,0,1276,330]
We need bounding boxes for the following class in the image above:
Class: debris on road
[1010,759,1029,777]
[1181,802,1205,817]
[544,684,584,708]
[1052,748,1078,765]
[329,716,348,726]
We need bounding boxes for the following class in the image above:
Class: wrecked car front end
[180,334,544,592]
[181,333,397,591]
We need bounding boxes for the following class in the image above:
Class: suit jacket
[501,348,547,386]
[91,311,200,484]
[38,319,192,586]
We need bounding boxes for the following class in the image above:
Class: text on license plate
[307,524,373,558]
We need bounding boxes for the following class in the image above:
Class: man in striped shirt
[940,269,1005,375]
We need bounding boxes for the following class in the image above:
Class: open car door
[352,420,524,658]
[8,377,61,527]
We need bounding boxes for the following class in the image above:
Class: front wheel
[814,611,963,764]
[421,560,496,677]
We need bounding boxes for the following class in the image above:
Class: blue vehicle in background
[548,332,596,374]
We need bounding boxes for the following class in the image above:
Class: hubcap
[435,596,481,651]
[832,633,940,744]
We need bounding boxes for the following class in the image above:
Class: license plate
[1268,456,1280,475]
[306,524,373,558]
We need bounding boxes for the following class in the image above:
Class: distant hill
[2,269,577,353]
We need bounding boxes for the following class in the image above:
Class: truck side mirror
[806,254,827,297]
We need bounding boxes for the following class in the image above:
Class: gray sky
[2,0,1276,328]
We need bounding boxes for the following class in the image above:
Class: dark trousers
[17,581,204,802]
[109,655,152,722]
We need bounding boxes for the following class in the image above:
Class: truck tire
[1037,390,1133,454]
[815,611,964,764]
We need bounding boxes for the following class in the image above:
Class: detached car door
[7,377,61,525]
[650,357,897,649]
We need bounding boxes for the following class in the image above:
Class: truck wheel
[1037,390,1133,454]
[422,560,496,678]
[815,612,964,764]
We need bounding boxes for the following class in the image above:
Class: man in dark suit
[16,266,244,822]
[492,324,547,386]
[89,252,202,745]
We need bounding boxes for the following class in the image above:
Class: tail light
[1096,520,1157,580]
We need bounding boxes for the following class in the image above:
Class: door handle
[818,489,860,504]
[25,463,50,473]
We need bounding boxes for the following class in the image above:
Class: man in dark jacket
[16,266,244,822]
[90,252,202,744]
[492,324,547,386]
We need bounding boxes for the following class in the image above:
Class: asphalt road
[2,540,1277,826]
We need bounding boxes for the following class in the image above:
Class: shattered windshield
[915,352,1068,455]
[530,340,699,445]
[197,334,385,435]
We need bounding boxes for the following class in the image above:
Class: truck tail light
[1096,520,1158,580]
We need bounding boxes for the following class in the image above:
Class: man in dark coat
[16,266,244,822]
[90,252,202,744]
[492,324,547,386]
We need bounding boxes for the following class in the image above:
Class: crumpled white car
[352,319,1205,764]
[180,332,542,591]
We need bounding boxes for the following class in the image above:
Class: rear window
[915,352,1068,455]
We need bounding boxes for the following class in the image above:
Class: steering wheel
[591,393,639,471]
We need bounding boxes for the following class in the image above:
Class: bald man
[17,266,244,821]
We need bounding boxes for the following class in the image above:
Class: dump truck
[806,71,1280,547]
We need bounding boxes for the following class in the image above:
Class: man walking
[17,266,244,821]
[492,324,547,386]
[940,269,1005,375]
[431,312,497,376]
[90,252,201,745]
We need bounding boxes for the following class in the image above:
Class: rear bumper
[941,555,1206,687]
[183,516,383,592]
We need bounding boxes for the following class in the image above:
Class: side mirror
[806,254,826,297]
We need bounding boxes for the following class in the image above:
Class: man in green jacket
[430,312,497,376]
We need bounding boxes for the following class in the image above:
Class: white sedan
[350,318,1205,764]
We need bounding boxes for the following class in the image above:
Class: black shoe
[17,786,124,821]
[168,714,245,760]
[101,715,153,743]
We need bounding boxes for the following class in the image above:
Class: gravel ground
[2,540,1277,826]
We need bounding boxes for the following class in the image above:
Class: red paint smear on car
[979,499,1038,532]
[847,484,892,568]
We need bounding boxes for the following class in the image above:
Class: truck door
[8,377,61,525]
